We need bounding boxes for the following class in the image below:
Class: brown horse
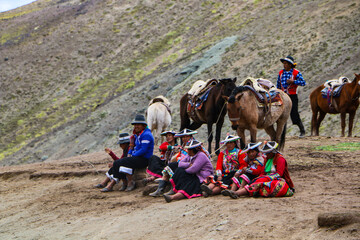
[310,73,360,137]
[180,78,237,155]
[224,86,292,150]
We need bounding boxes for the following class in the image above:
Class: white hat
[175,128,198,137]
[184,138,202,149]
[240,142,262,154]
[260,141,279,153]
[220,135,240,144]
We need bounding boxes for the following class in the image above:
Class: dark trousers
[113,156,149,179]
[289,94,303,125]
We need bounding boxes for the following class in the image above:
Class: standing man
[277,55,306,137]
[113,114,154,191]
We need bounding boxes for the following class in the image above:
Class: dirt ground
[1,136,359,240]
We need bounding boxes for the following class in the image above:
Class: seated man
[113,114,154,191]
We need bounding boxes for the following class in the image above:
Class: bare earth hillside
[1,0,360,165]
[1,137,359,239]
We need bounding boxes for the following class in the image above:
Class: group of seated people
[94,114,295,202]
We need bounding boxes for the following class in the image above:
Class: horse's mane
[228,86,247,103]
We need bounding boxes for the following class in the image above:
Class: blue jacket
[129,127,154,159]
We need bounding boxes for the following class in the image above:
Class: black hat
[131,114,147,125]
[280,55,296,67]
[117,133,131,144]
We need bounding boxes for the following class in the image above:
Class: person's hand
[108,162,113,168]
[105,148,111,154]
[217,176,222,181]
[287,78,294,84]
[234,172,240,178]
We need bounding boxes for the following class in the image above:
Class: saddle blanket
[187,87,211,111]
[321,84,344,98]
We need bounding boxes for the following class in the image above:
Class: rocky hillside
[1,0,359,165]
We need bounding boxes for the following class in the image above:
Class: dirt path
[1,137,359,239]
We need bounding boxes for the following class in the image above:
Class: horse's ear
[223,96,229,102]
[355,73,360,78]
[233,77,237,83]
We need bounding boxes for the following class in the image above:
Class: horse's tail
[279,123,287,151]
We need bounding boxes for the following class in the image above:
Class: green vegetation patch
[315,142,360,151]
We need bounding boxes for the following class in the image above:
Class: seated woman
[149,128,197,197]
[200,135,246,197]
[163,139,214,202]
[143,130,178,185]
[228,142,264,192]
[94,133,131,192]
[223,141,294,198]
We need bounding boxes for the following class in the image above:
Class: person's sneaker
[299,131,306,138]
[164,188,175,196]
[228,190,239,199]
[94,184,104,189]
[202,191,209,198]
[200,184,213,196]
[119,184,127,191]
[149,188,163,197]
[125,181,136,191]
[163,194,172,203]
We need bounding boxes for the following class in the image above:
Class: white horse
[146,95,172,145]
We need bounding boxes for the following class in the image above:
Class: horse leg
[214,118,224,155]
[340,112,346,137]
[249,125,257,143]
[348,111,356,137]
[180,95,191,130]
[237,128,246,149]
[316,111,326,136]
[264,125,276,141]
[207,123,213,155]
[311,108,319,136]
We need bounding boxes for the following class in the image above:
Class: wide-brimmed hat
[175,128,198,137]
[184,138,202,149]
[240,142,262,154]
[131,114,147,125]
[261,141,279,153]
[220,135,240,144]
[160,130,177,136]
[117,133,131,144]
[280,55,296,67]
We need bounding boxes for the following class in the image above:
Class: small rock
[318,212,360,228]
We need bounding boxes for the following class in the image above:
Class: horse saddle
[240,77,277,92]
[188,79,218,96]
[239,78,281,107]
[187,79,218,112]
[321,76,349,98]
